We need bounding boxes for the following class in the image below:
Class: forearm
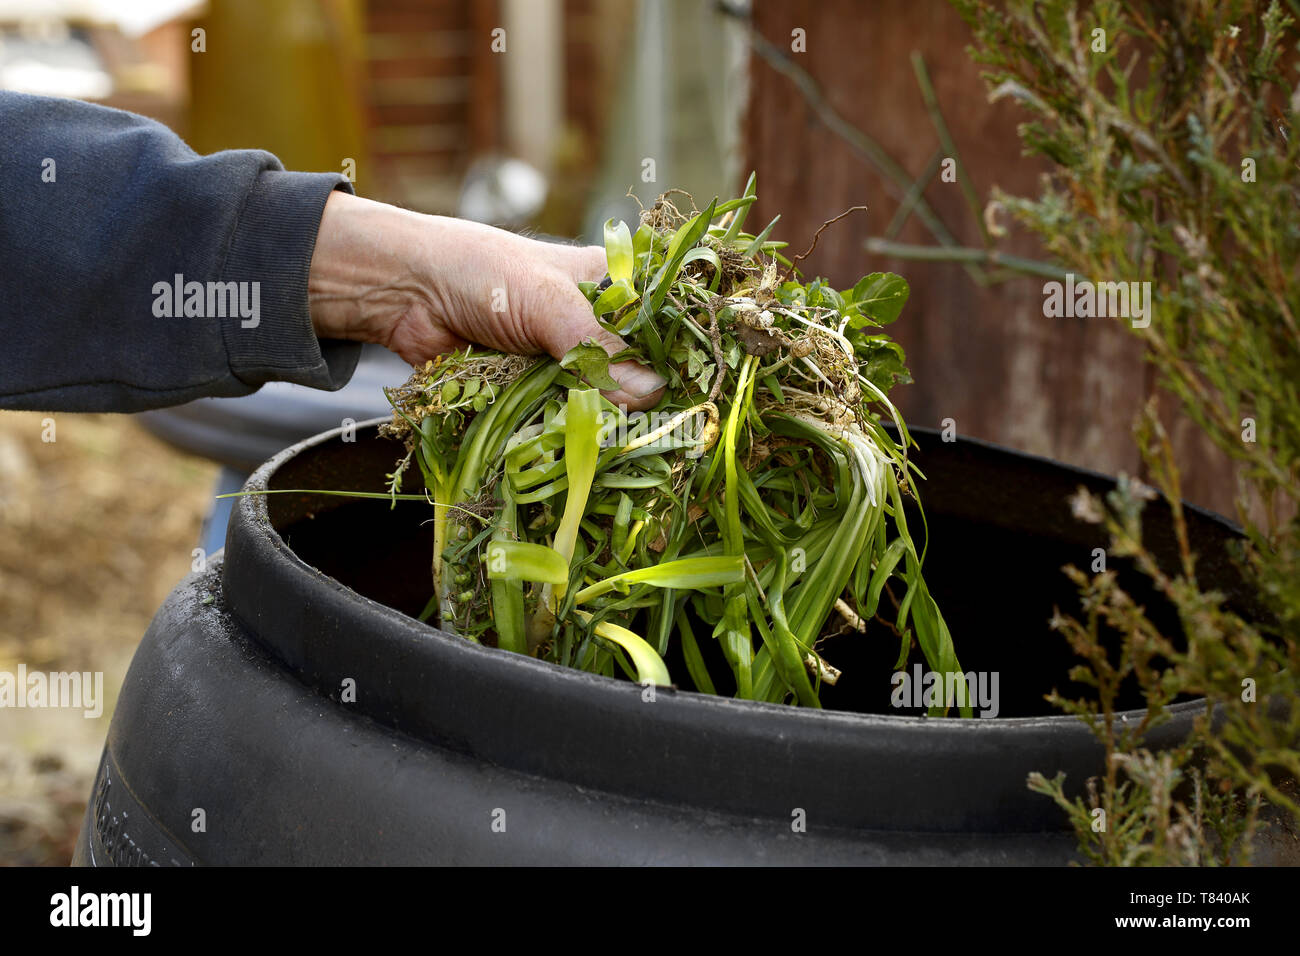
[0,91,359,413]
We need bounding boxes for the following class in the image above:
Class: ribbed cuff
[220,170,361,390]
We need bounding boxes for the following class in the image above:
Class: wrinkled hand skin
[308,191,666,410]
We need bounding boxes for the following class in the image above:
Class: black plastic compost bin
[137,343,409,556]
[72,420,1295,865]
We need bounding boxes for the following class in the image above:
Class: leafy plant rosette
[379,176,968,714]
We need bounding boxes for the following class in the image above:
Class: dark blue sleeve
[0,91,363,412]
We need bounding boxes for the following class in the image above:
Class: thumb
[535,282,666,412]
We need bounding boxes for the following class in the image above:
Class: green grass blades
[551,387,602,582]
[572,556,744,604]
[379,174,968,714]
[488,484,528,654]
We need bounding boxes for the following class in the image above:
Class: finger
[541,242,607,283]
[567,244,608,283]
[604,358,668,412]
[530,277,666,412]
[384,319,471,367]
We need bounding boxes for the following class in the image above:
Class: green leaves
[559,340,621,390]
[849,272,910,326]
[858,338,912,392]
[634,198,719,339]
[632,222,654,260]
[742,215,780,258]
[486,540,569,585]
[489,484,527,654]
[579,613,672,686]
[592,280,638,318]
[685,345,714,394]
[386,174,957,715]
[603,218,635,283]
[864,537,908,618]
[552,387,602,574]
[721,171,757,239]
[573,556,745,604]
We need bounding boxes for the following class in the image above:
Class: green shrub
[955,0,1300,863]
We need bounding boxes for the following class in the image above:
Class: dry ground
[0,411,217,865]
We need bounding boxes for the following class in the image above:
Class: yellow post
[187,0,368,186]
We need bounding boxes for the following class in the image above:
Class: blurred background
[0,0,1238,863]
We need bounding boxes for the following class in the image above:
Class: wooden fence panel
[743,0,1238,516]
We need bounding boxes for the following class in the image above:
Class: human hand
[308,191,666,410]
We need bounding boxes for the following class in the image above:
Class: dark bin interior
[265,424,1256,718]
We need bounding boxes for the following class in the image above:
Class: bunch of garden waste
[380,175,965,713]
